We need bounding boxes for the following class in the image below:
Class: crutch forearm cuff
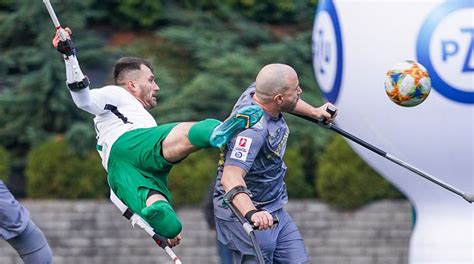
[223,185,252,204]
[64,55,88,91]
[67,76,90,91]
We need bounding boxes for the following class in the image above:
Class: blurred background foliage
[0,0,403,209]
[317,137,404,209]
[25,136,107,199]
[0,145,10,183]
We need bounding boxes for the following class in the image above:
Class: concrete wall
[0,200,412,264]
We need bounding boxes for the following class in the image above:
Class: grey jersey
[0,180,29,240]
[214,83,289,221]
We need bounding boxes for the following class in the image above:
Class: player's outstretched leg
[209,105,263,147]
[165,105,263,162]
[187,105,263,149]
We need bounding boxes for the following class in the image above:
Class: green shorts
[107,123,179,216]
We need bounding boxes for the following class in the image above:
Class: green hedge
[168,149,220,207]
[0,145,10,183]
[284,147,315,198]
[168,146,317,206]
[24,135,220,202]
[25,136,108,199]
[317,136,403,209]
[21,131,405,210]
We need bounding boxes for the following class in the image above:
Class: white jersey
[70,85,157,170]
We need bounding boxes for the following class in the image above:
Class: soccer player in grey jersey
[214,64,336,263]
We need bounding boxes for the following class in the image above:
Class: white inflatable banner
[312,0,473,263]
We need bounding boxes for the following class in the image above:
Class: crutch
[223,199,279,264]
[43,0,88,86]
[110,191,183,264]
[42,0,68,41]
[290,105,474,203]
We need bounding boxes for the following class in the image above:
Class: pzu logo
[417,1,474,104]
[312,0,343,104]
[314,28,331,76]
[442,29,473,73]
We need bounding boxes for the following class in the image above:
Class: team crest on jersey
[230,136,252,161]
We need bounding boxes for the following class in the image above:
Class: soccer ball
[384,60,431,107]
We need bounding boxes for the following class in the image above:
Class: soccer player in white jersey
[52,28,263,246]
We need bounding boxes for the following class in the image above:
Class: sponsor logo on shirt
[230,136,252,161]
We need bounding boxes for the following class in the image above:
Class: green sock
[188,119,221,148]
[141,200,182,239]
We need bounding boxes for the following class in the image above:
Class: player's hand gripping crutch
[223,196,279,264]
[43,0,76,57]
[43,0,67,41]
[110,191,183,264]
[43,0,89,90]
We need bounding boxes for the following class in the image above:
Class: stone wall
[0,200,412,264]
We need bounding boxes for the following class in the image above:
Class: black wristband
[244,209,259,223]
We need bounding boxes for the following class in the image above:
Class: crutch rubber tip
[463,193,474,203]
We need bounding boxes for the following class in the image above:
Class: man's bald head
[255,64,298,103]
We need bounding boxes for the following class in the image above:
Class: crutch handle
[326,104,337,117]
[251,214,279,230]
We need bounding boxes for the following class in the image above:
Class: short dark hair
[113,57,153,85]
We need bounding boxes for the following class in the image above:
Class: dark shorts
[216,208,309,264]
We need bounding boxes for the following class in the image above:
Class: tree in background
[0,0,402,207]
[0,146,10,183]
[89,0,317,29]
[0,0,106,196]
